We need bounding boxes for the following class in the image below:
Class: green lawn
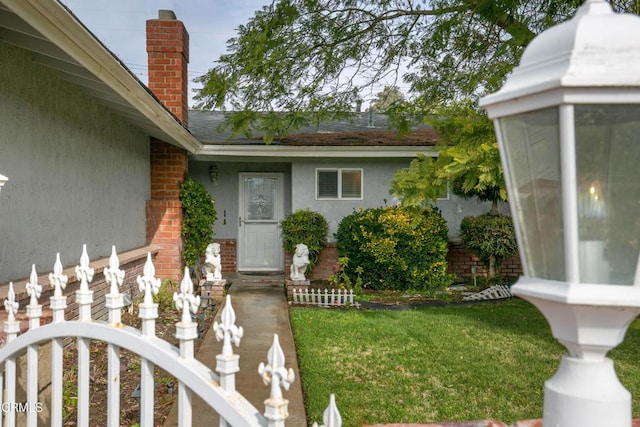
[290,299,640,426]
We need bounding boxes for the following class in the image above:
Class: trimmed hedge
[459,213,517,277]
[280,209,329,274]
[180,178,217,268]
[335,206,453,291]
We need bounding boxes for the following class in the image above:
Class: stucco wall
[291,158,504,239]
[189,161,292,240]
[0,43,150,282]
[190,157,507,244]
[291,158,405,238]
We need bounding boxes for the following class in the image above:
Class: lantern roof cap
[481,0,640,108]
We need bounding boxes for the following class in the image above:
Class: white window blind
[318,170,339,198]
[341,170,361,198]
[316,169,362,199]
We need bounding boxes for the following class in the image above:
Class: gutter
[193,144,439,159]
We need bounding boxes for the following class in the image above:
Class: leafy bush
[280,209,328,273]
[154,279,178,311]
[180,178,218,268]
[328,256,363,295]
[459,213,517,278]
[335,206,453,291]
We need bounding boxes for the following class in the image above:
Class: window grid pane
[341,170,362,198]
[318,170,338,198]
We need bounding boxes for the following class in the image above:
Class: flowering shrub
[335,206,453,291]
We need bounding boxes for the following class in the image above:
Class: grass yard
[290,299,640,426]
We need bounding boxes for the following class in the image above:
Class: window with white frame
[316,168,363,200]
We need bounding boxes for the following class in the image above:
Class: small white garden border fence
[0,245,342,427]
[291,288,359,308]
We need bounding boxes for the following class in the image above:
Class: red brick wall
[447,241,523,280]
[284,242,338,281]
[311,242,337,281]
[213,239,237,272]
[149,139,187,201]
[63,253,149,321]
[285,241,523,282]
[145,11,191,282]
[146,11,189,126]
[146,139,187,281]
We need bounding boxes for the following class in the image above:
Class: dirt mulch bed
[61,304,217,427]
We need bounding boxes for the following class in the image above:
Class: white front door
[238,173,284,271]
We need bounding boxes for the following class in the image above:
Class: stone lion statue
[204,242,222,281]
[290,243,310,281]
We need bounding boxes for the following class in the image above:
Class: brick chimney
[146,9,189,127]
[145,10,190,282]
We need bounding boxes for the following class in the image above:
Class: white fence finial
[214,295,243,356]
[75,244,95,292]
[259,333,295,400]
[137,252,160,305]
[4,282,19,322]
[49,253,68,297]
[312,394,342,427]
[104,246,125,295]
[174,267,200,324]
[26,264,42,306]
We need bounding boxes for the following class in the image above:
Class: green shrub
[459,213,518,278]
[155,279,178,311]
[180,178,218,268]
[335,206,453,291]
[328,256,363,295]
[280,209,329,273]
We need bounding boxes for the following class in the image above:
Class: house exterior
[0,1,199,314]
[0,0,519,300]
[187,111,507,278]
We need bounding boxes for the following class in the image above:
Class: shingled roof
[188,110,439,147]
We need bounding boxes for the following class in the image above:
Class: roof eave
[192,144,438,160]
[3,0,202,153]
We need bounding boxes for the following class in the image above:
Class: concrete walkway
[164,274,307,427]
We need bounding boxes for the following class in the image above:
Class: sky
[60,0,272,107]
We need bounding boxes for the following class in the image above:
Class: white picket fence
[292,288,360,308]
[0,245,342,427]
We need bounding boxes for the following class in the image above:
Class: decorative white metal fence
[0,245,342,427]
[291,288,360,308]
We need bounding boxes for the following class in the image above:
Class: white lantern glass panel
[575,104,640,285]
[498,107,565,281]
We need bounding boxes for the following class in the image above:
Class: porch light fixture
[480,1,640,426]
[0,174,7,197]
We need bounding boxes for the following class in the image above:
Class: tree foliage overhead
[195,0,638,137]
[391,100,506,211]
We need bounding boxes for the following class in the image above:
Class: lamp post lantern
[480,1,640,426]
